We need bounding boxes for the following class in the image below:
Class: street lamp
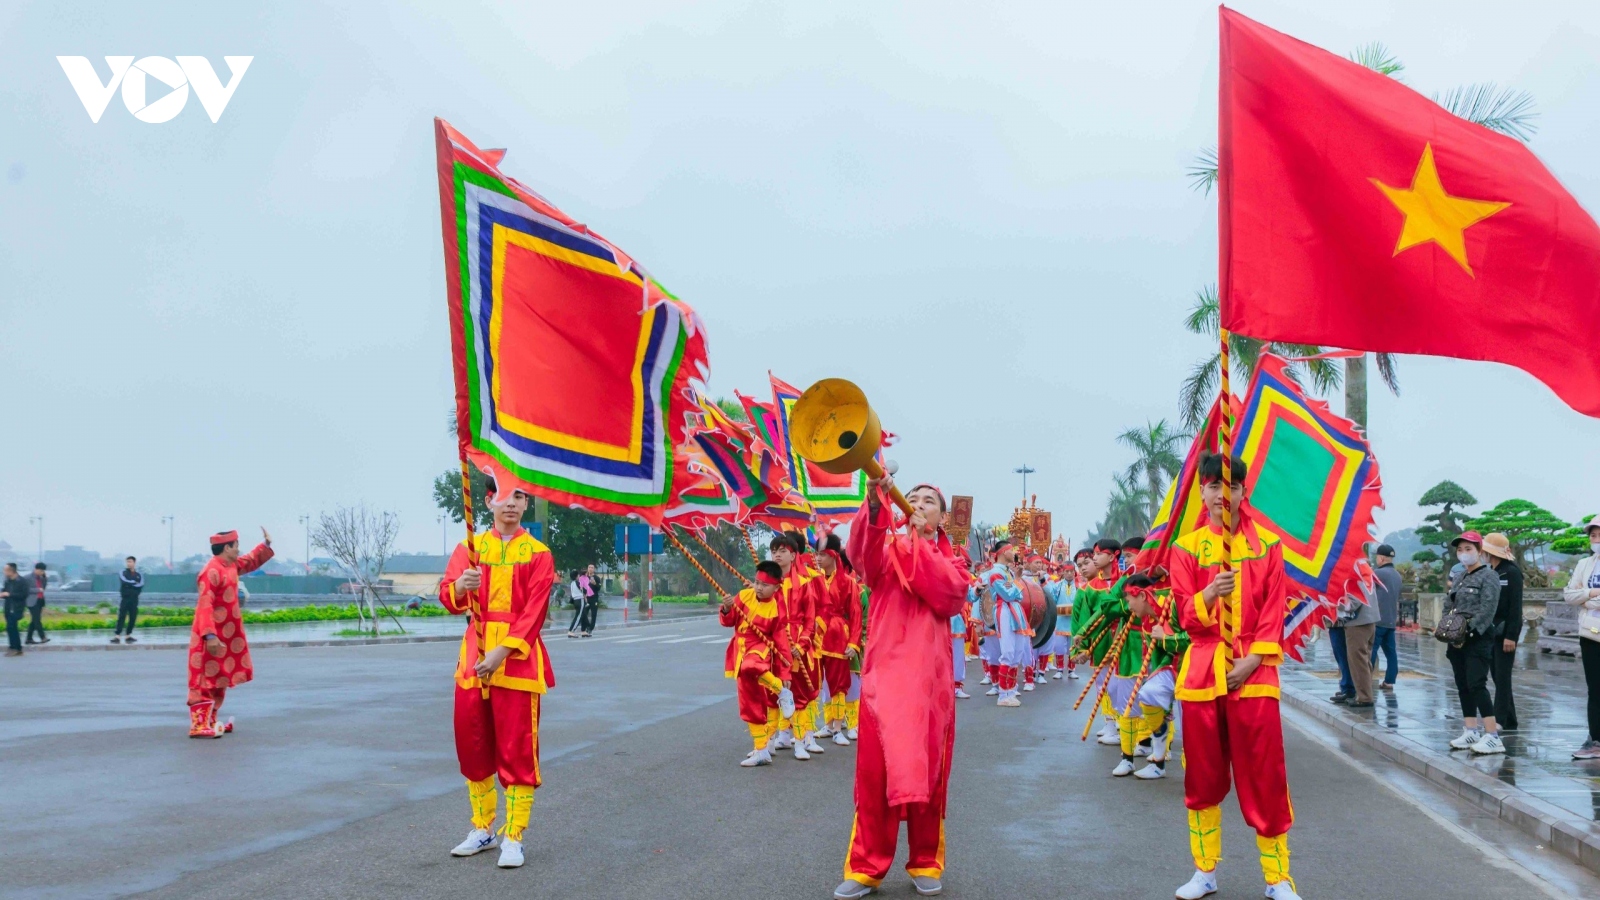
[298,514,312,574]
[1013,464,1036,501]
[160,516,174,571]
[28,515,42,563]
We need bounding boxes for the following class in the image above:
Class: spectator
[566,570,585,638]
[2,562,29,656]
[1561,519,1600,760]
[115,555,145,644]
[578,564,600,636]
[1483,533,1522,730]
[26,562,49,644]
[1369,544,1402,691]
[1339,584,1379,708]
[1326,611,1354,705]
[1444,532,1504,755]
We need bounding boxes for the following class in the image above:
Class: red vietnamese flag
[1218,7,1600,416]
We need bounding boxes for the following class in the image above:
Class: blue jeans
[1329,627,1353,696]
[1370,625,1399,685]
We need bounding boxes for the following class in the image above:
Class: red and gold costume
[439,527,556,843]
[186,532,272,738]
[775,564,823,738]
[721,585,793,750]
[816,559,863,725]
[842,501,969,889]
[1171,511,1294,889]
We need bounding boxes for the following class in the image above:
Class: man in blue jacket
[115,556,145,644]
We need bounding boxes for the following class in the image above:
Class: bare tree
[311,504,402,635]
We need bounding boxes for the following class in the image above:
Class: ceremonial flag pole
[1218,328,1235,567]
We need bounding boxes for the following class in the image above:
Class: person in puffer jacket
[1443,532,1503,756]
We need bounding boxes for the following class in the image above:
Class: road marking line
[659,635,715,644]
[611,635,679,644]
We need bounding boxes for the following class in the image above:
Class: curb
[1280,683,1600,876]
[19,612,719,652]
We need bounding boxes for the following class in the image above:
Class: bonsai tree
[1410,549,1444,593]
[1551,514,1597,557]
[1464,499,1569,587]
[1415,480,1477,552]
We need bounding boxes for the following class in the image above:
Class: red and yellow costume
[842,501,970,889]
[816,559,863,725]
[775,564,823,738]
[439,527,556,843]
[721,585,792,750]
[1171,511,1294,888]
[187,533,272,737]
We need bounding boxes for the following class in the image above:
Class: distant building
[386,553,448,595]
[43,545,110,577]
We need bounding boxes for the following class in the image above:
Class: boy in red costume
[721,561,796,767]
[1170,454,1301,900]
[814,533,863,744]
[187,528,273,739]
[834,480,969,900]
[440,482,556,869]
[770,532,827,760]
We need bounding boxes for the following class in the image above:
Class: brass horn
[789,378,913,515]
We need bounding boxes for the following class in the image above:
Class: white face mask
[1457,549,1479,568]
[1591,540,1600,555]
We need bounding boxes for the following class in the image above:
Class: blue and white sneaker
[1175,869,1217,899]
[450,828,498,857]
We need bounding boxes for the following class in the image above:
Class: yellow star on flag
[1371,143,1509,277]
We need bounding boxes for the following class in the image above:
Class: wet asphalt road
[0,617,1591,900]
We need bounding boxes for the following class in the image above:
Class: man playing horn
[834,479,969,900]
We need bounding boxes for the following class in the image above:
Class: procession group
[177,458,1302,899]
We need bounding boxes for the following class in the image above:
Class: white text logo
[57,56,253,123]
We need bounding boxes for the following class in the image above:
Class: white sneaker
[451,828,498,857]
[1052,670,1063,680]
[1112,758,1136,777]
[954,687,971,699]
[794,741,811,761]
[979,674,992,685]
[997,695,1022,708]
[1175,869,1218,899]
[1134,741,1151,758]
[1449,728,1484,750]
[1095,722,1115,740]
[740,748,772,767]
[771,729,794,750]
[1263,881,1302,900]
[803,736,826,754]
[497,839,524,868]
[846,727,858,740]
[833,730,851,746]
[1471,732,1506,755]
[777,689,796,719]
[811,727,834,740]
[1068,670,1081,679]
[1133,763,1166,780]
[1097,730,1121,746]
[1034,672,1046,683]
[985,686,1000,696]
[1022,682,1035,692]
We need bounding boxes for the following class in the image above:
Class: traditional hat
[209,530,238,545]
[1482,533,1515,561]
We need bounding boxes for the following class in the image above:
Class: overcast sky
[4,0,1600,563]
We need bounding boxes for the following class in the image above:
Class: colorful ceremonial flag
[662,445,744,532]
[1141,354,1383,661]
[1218,7,1600,416]
[770,374,872,521]
[434,119,708,523]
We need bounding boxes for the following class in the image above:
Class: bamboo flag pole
[690,529,755,588]
[1073,617,1133,713]
[1120,593,1175,717]
[740,525,762,566]
[1219,328,1235,567]
[458,459,488,699]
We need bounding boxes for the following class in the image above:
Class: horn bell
[789,378,883,476]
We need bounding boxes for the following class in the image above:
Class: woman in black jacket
[1483,534,1523,730]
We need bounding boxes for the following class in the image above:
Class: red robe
[846,502,970,807]
[188,543,273,692]
[720,588,793,724]
[775,566,821,707]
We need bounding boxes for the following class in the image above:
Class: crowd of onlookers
[1327,529,1600,762]
[2,556,149,655]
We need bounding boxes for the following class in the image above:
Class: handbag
[1434,592,1470,646]
[1579,606,1600,643]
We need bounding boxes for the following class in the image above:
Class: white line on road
[611,635,680,644]
[659,635,716,644]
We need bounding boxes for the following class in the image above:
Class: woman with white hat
[1560,519,1600,760]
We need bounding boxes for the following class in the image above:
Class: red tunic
[817,568,864,659]
[439,528,556,693]
[188,543,273,691]
[721,587,792,680]
[1170,514,1287,702]
[846,503,970,808]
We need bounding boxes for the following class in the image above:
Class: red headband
[210,530,238,545]
[754,569,782,586]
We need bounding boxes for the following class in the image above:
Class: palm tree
[1118,420,1188,522]
[1184,42,1536,431]
[1177,285,1343,430]
[1101,473,1152,541]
